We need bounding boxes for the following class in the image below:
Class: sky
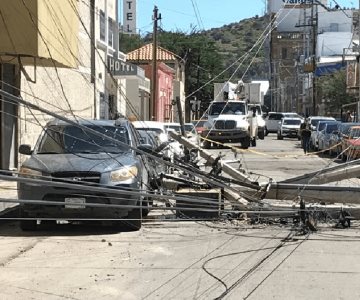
[121,0,357,34]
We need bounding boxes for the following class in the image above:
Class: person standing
[300,119,311,154]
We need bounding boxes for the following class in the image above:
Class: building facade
[0,0,148,170]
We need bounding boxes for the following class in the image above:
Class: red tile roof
[126,43,179,62]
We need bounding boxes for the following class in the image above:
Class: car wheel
[258,130,265,140]
[123,205,142,231]
[19,207,37,231]
[20,220,37,231]
[141,196,150,217]
[203,140,211,149]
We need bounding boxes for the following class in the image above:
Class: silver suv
[277,118,302,139]
[18,118,151,231]
[266,112,303,135]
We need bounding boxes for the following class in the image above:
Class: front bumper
[201,129,249,142]
[18,181,140,219]
[282,129,299,137]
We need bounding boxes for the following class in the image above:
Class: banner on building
[267,0,326,13]
[123,0,137,34]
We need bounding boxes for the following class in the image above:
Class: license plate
[65,198,86,209]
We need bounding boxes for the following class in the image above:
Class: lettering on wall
[123,0,137,34]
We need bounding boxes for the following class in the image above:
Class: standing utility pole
[151,6,161,121]
[311,3,318,116]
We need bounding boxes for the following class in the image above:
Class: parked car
[329,122,360,156]
[184,123,201,146]
[318,122,340,153]
[310,119,337,150]
[132,121,178,162]
[265,112,303,135]
[18,118,151,231]
[341,125,360,161]
[137,129,166,182]
[308,116,336,131]
[192,119,207,135]
[277,117,302,140]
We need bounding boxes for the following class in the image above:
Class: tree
[317,69,356,113]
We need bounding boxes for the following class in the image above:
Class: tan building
[0,0,147,170]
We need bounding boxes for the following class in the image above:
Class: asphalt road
[0,134,359,299]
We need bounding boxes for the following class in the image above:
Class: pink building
[127,43,185,122]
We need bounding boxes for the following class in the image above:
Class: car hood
[282,125,300,129]
[22,152,138,174]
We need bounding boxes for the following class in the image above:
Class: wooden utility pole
[311,3,318,116]
[151,6,161,121]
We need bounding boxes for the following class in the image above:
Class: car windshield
[165,125,181,133]
[284,113,301,119]
[136,128,163,135]
[184,124,195,133]
[350,128,360,138]
[317,122,328,131]
[37,125,130,154]
[209,102,245,115]
[325,124,338,133]
[137,130,159,147]
[283,119,301,125]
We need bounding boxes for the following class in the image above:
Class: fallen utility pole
[169,132,255,186]
[280,160,360,185]
[168,132,267,206]
[264,183,360,204]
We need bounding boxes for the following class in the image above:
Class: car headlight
[110,166,138,182]
[19,167,43,178]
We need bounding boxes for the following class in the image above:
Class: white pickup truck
[201,100,258,149]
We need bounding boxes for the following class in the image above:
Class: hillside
[204,15,269,82]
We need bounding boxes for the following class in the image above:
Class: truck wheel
[258,130,265,140]
[251,138,256,147]
[203,140,211,149]
[241,137,250,149]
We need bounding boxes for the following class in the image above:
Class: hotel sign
[123,0,137,34]
[107,56,144,78]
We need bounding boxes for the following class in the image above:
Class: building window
[281,48,288,59]
[108,17,113,47]
[100,92,106,119]
[100,10,106,41]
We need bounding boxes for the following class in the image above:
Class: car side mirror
[19,144,32,155]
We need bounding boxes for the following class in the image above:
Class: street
[0,135,359,300]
